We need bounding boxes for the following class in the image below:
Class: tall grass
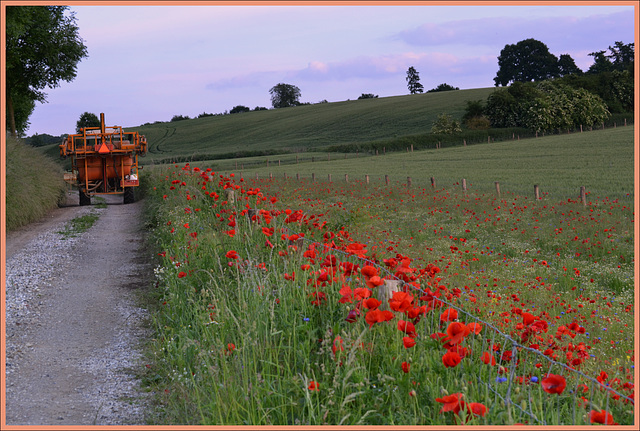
[5,136,67,231]
[139,158,634,425]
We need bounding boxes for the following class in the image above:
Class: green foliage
[270,83,302,108]
[254,106,268,111]
[5,6,88,136]
[24,132,64,147]
[557,54,582,77]
[464,116,491,130]
[556,69,634,113]
[406,66,424,94]
[171,114,190,122]
[431,113,462,134]
[427,83,460,93]
[494,38,559,86]
[230,105,251,114]
[462,100,485,122]
[358,94,378,99]
[76,111,100,132]
[5,137,66,231]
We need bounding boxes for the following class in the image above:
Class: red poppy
[354,287,372,300]
[466,322,482,334]
[284,272,295,281]
[332,336,344,356]
[177,271,187,278]
[227,343,235,352]
[440,307,458,322]
[436,393,464,414]
[397,320,417,338]
[590,410,617,425]
[345,242,367,257]
[338,284,354,303]
[261,227,274,236]
[442,350,462,368]
[308,381,319,391]
[364,297,382,310]
[541,373,566,395]
[444,322,470,345]
[481,351,496,366]
[401,361,411,373]
[466,402,488,417]
[403,336,416,349]
[366,275,385,288]
[389,291,414,313]
[365,308,394,328]
[226,250,239,259]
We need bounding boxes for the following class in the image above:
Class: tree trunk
[7,92,17,138]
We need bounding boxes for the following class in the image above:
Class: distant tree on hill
[254,106,268,111]
[494,38,559,86]
[171,114,190,122]
[269,83,301,108]
[76,112,100,132]
[230,105,251,114]
[406,66,424,94]
[557,54,582,77]
[197,112,214,118]
[427,83,459,93]
[358,93,378,99]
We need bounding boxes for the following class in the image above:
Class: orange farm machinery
[60,113,147,205]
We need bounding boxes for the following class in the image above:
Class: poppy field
[141,160,635,425]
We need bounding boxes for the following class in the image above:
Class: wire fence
[278,230,635,426]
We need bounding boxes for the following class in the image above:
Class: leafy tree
[431,113,462,134]
[254,106,268,111]
[230,105,251,114]
[462,100,485,122]
[494,38,559,86]
[6,6,88,137]
[9,91,36,137]
[197,112,214,118]
[485,83,541,128]
[269,83,301,108]
[427,83,459,93]
[586,50,613,74]
[406,67,424,94]
[171,114,190,122]
[607,41,634,71]
[358,93,378,99]
[557,54,582,77]
[76,112,100,132]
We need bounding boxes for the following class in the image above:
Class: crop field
[140,123,635,425]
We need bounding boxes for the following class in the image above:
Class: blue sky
[19,2,636,137]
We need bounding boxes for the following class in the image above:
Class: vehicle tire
[123,187,135,204]
[79,189,91,206]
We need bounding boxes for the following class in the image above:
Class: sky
[14,2,637,137]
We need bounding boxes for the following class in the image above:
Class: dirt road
[4,192,153,426]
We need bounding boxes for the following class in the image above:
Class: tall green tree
[6,6,88,137]
[557,54,582,77]
[269,83,301,108]
[406,66,424,94]
[606,41,634,71]
[76,112,100,132]
[494,38,559,86]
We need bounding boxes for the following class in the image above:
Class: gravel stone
[4,193,154,425]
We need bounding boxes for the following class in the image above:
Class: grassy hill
[130,87,496,162]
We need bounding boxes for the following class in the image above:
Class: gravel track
[4,192,154,426]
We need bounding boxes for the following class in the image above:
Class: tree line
[5,5,634,139]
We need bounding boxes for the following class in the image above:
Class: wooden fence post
[580,186,586,206]
[495,181,501,198]
[411,144,413,152]
[462,178,467,191]
[366,175,370,184]
[269,172,272,179]
[296,173,300,180]
[407,177,412,187]
[534,185,540,200]
[430,177,435,189]
[278,159,281,166]
[328,173,332,182]
[385,175,389,186]
[312,173,315,182]
[378,280,401,311]
[345,174,349,183]
[225,189,235,203]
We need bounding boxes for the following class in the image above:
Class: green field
[200,126,634,202]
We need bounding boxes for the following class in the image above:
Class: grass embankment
[139,124,634,425]
[5,136,67,231]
